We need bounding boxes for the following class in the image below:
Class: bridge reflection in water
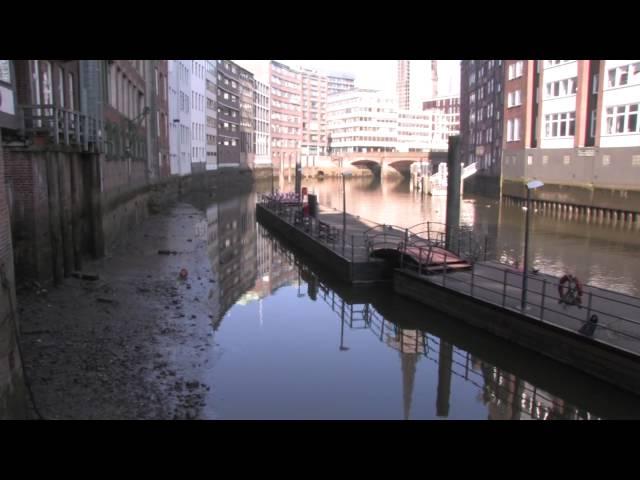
[256,224,639,420]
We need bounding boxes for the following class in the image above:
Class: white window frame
[605,103,639,135]
[544,111,576,138]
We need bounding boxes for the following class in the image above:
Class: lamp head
[527,179,544,190]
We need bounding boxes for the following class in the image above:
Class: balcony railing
[20,104,103,153]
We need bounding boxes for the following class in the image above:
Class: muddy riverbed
[19,202,217,420]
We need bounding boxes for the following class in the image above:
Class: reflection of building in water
[210,193,257,328]
[385,329,424,420]
[472,357,596,420]
[237,226,299,307]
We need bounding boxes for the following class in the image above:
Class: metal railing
[20,104,103,152]
[260,195,365,262]
[406,259,640,355]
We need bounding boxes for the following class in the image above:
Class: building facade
[269,61,302,181]
[396,60,433,111]
[168,60,192,176]
[300,68,329,170]
[205,60,218,171]
[190,60,207,172]
[327,71,355,95]
[459,60,504,193]
[253,78,271,167]
[423,95,461,151]
[154,61,170,177]
[396,110,433,152]
[238,65,255,169]
[216,60,242,168]
[327,89,397,154]
[500,59,640,208]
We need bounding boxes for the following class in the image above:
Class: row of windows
[507,90,522,107]
[330,137,396,143]
[506,118,521,142]
[217,106,238,118]
[545,111,576,138]
[192,61,205,80]
[507,61,524,80]
[192,122,205,141]
[217,89,238,103]
[545,60,572,68]
[545,77,577,98]
[217,73,238,90]
[192,91,205,111]
[607,63,640,88]
[605,103,639,135]
[108,63,145,121]
[218,60,238,75]
[272,139,299,148]
[219,121,238,133]
[271,125,299,135]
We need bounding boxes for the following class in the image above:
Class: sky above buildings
[282,60,461,97]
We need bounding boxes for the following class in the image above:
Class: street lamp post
[521,180,544,311]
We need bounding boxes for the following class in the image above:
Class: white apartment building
[600,60,640,148]
[168,60,192,176]
[396,110,433,152]
[205,60,218,171]
[191,60,207,171]
[327,89,397,154]
[254,78,271,166]
[423,95,461,150]
[540,60,579,149]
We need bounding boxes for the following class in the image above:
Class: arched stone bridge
[331,151,448,177]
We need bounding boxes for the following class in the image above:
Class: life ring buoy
[558,274,583,305]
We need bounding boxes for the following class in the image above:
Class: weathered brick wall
[3,149,52,282]
[0,131,30,419]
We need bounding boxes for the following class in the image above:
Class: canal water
[190,176,640,420]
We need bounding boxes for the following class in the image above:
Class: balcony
[20,105,102,152]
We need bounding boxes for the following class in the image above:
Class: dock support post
[445,135,461,252]
[502,270,508,307]
[541,279,547,321]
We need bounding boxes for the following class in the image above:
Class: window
[57,67,65,108]
[592,73,599,94]
[508,61,523,80]
[527,155,533,165]
[545,77,577,98]
[590,109,597,138]
[605,104,639,134]
[632,155,640,167]
[507,90,522,107]
[602,155,610,166]
[545,60,571,68]
[507,117,521,142]
[68,72,74,110]
[544,111,576,137]
[563,155,571,165]
[607,63,640,88]
[542,155,549,165]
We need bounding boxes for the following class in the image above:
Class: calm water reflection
[194,182,640,419]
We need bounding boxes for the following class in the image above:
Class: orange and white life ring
[558,274,583,305]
